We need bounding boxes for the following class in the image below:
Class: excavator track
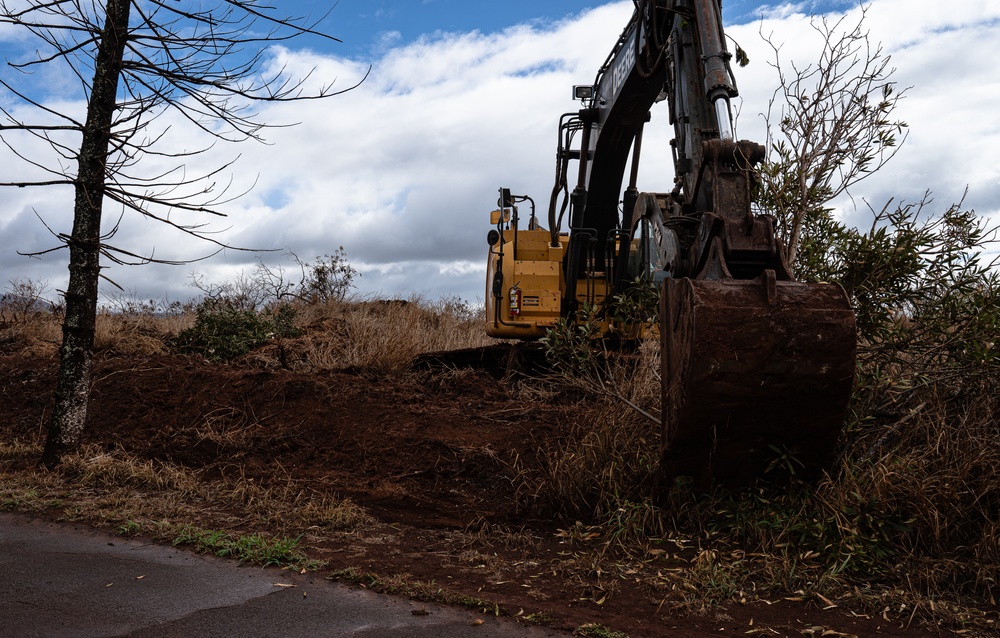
[660,273,857,488]
[412,343,549,378]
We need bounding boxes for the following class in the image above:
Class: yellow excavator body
[484,224,566,340]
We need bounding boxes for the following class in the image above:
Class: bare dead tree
[755,3,909,271]
[0,0,363,466]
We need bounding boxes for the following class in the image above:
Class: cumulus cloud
[1,0,997,305]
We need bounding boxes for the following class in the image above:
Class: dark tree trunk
[42,0,132,468]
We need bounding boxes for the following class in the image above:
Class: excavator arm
[485,0,857,488]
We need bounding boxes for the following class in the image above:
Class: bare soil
[0,352,944,637]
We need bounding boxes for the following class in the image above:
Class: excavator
[484,0,857,486]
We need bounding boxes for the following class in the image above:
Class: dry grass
[93,310,193,356]
[0,310,61,356]
[219,473,377,533]
[2,295,485,374]
[275,296,492,375]
[831,387,1000,602]
[513,321,1000,631]
[0,444,202,524]
[0,439,44,460]
[518,339,662,524]
[0,440,376,547]
[60,445,200,492]
[0,305,194,358]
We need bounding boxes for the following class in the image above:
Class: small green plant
[540,303,602,374]
[116,520,143,536]
[574,623,629,638]
[454,595,501,615]
[607,276,658,336]
[0,486,45,511]
[523,612,553,625]
[229,532,305,566]
[764,444,805,477]
[171,525,308,567]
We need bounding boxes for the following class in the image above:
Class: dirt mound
[0,352,938,637]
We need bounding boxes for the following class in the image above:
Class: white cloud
[1,0,998,306]
[756,2,810,20]
[725,0,1000,229]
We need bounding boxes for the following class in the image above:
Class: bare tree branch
[755,3,910,270]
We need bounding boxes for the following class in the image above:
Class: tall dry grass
[0,304,194,359]
[518,339,661,525]
[0,307,61,356]
[830,385,1000,600]
[93,310,194,356]
[255,295,493,375]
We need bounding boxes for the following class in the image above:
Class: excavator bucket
[660,272,857,488]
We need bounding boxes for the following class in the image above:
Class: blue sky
[336,1,610,54]
[1,1,997,304]
[289,1,847,57]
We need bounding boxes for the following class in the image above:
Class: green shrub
[175,303,300,361]
[540,303,603,374]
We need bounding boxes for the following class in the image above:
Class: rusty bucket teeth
[660,273,857,489]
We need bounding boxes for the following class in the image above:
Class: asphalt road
[0,513,564,638]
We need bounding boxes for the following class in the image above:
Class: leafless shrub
[757,4,909,268]
[0,278,53,320]
[187,250,359,312]
[0,278,61,354]
[188,263,294,313]
[101,289,187,318]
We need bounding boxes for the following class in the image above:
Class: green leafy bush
[175,303,300,361]
[540,303,602,374]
